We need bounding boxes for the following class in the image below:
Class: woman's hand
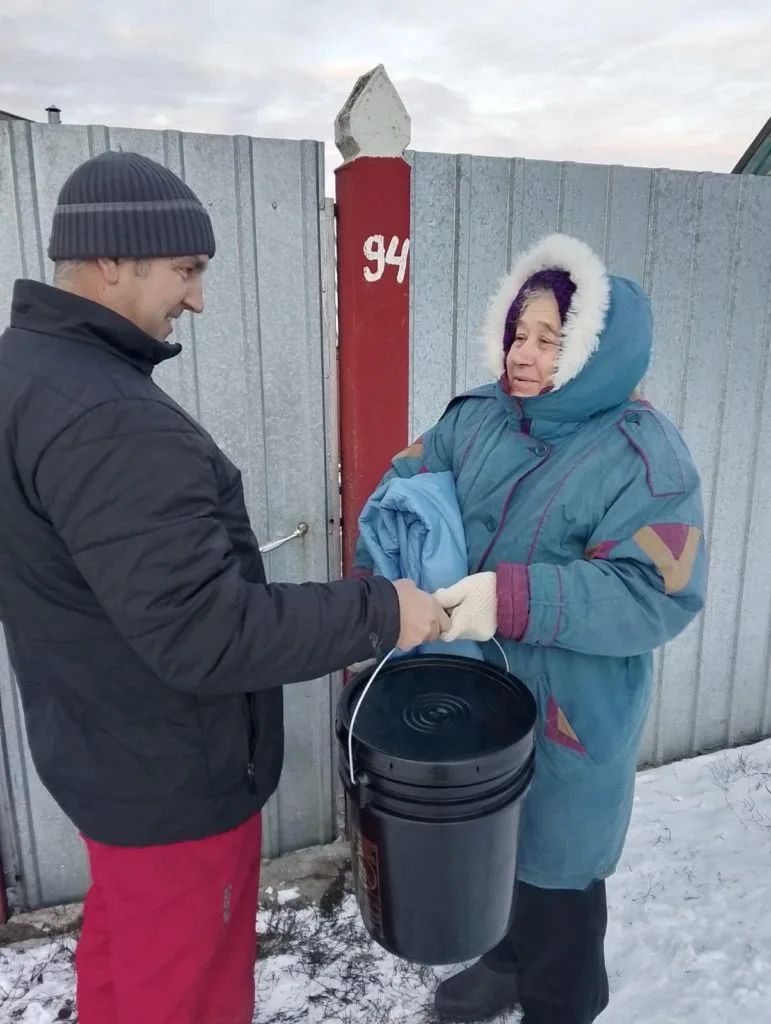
[434,572,497,642]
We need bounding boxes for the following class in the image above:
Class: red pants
[76,813,262,1024]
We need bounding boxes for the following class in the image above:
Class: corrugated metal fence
[408,152,771,767]
[0,121,340,908]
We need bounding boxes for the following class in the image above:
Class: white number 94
[363,234,411,284]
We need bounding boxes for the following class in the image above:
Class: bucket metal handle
[492,637,510,674]
[346,638,510,787]
[348,648,396,787]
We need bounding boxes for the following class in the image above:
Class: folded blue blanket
[358,470,483,661]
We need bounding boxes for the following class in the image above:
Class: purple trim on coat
[545,696,587,754]
[351,566,373,580]
[552,565,564,643]
[618,411,685,498]
[496,562,530,640]
[586,539,618,560]
[459,421,483,469]
[525,443,603,564]
[475,458,549,572]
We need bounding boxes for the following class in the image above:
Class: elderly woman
[351,234,706,1024]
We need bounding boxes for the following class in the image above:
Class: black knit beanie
[48,151,216,261]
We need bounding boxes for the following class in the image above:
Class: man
[0,150,447,1024]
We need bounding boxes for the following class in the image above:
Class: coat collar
[9,279,181,376]
[493,382,584,441]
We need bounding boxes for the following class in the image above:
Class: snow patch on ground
[1,741,770,1023]
[275,888,301,907]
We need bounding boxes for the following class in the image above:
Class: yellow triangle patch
[556,708,580,744]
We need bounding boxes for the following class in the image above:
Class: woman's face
[505,289,562,398]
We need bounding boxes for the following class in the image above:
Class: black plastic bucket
[336,653,537,966]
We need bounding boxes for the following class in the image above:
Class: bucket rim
[336,653,537,787]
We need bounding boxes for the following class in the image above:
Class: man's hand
[434,572,497,642]
[393,579,451,650]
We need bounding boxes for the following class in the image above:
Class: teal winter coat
[353,234,706,890]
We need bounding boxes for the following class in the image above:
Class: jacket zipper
[243,695,257,794]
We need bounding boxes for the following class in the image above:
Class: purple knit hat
[502,269,576,358]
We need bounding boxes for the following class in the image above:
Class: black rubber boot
[434,960,520,1022]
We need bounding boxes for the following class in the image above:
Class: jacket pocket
[525,671,646,778]
[526,673,590,780]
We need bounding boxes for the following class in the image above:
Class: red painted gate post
[334,65,411,576]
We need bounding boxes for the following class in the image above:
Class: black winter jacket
[0,280,399,846]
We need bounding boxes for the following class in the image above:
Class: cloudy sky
[1,0,769,175]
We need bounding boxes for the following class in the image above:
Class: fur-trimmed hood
[483,233,653,421]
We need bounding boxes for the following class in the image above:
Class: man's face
[112,255,209,342]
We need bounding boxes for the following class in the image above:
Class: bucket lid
[337,654,536,787]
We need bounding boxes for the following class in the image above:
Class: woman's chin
[509,382,541,399]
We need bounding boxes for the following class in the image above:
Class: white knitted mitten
[434,572,497,642]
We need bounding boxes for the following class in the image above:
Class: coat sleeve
[496,414,707,657]
[351,412,457,577]
[34,399,400,695]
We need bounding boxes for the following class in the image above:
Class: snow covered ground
[1,739,770,1023]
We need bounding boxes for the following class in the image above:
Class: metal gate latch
[259,522,309,554]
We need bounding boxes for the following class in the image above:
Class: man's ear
[96,258,121,286]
